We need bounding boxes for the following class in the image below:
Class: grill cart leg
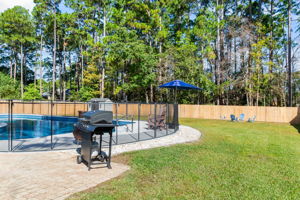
[88,134,92,171]
[99,132,103,154]
[107,130,112,169]
[88,161,91,171]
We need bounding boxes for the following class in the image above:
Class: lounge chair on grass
[248,116,256,122]
[238,113,245,122]
[230,114,245,122]
[230,114,237,121]
[220,115,226,120]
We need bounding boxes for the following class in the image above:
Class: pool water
[0,114,134,140]
[0,119,75,140]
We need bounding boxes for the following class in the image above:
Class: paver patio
[0,125,200,200]
[0,151,129,200]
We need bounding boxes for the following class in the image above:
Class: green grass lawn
[69,119,300,200]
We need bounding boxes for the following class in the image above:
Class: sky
[0,0,34,12]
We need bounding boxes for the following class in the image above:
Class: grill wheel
[77,155,82,164]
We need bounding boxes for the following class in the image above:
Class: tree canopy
[0,0,299,106]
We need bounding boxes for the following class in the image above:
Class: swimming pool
[0,115,134,140]
[0,115,77,140]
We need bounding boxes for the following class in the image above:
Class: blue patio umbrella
[159,80,201,103]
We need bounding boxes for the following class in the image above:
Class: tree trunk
[34,66,37,89]
[150,84,153,102]
[216,0,221,105]
[99,69,102,97]
[52,5,57,100]
[40,35,43,95]
[234,0,238,74]
[101,5,107,98]
[14,60,16,82]
[287,0,292,106]
[256,70,259,106]
[158,15,163,84]
[63,40,67,101]
[145,90,149,103]
[269,0,274,73]
[9,61,12,78]
[101,68,105,98]
[69,51,72,93]
[80,45,84,88]
[76,62,79,92]
[220,0,225,104]
[20,43,24,98]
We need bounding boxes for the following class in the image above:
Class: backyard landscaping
[69,119,300,200]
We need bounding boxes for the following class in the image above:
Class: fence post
[166,103,168,135]
[73,102,75,116]
[138,103,141,141]
[126,102,128,119]
[65,102,67,116]
[8,100,11,151]
[154,103,157,138]
[50,100,53,150]
[175,103,179,131]
[10,100,13,151]
[115,103,118,144]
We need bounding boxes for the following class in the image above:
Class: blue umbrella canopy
[159,80,201,90]
[159,80,201,103]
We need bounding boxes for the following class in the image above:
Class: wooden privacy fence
[179,105,300,124]
[0,102,88,116]
[0,102,164,117]
[117,104,300,124]
[0,101,299,124]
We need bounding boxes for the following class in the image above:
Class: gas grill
[73,110,115,170]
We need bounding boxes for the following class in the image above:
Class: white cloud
[0,0,35,13]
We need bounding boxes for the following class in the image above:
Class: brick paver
[0,151,129,200]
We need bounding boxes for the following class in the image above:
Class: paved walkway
[0,125,201,200]
[0,151,129,200]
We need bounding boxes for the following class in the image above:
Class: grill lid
[82,110,113,124]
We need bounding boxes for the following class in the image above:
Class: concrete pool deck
[0,121,176,152]
[0,125,201,200]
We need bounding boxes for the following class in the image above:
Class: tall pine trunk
[80,44,84,88]
[20,43,24,98]
[9,61,12,78]
[63,40,67,101]
[52,5,57,100]
[14,58,17,82]
[100,6,107,98]
[287,0,292,106]
[216,0,221,105]
[39,35,43,95]
[34,66,37,89]
[234,0,238,74]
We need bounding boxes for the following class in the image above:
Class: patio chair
[220,115,226,120]
[147,110,166,130]
[230,114,237,121]
[237,113,245,122]
[248,116,256,123]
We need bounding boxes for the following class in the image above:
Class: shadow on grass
[290,107,300,133]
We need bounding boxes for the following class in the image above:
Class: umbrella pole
[175,87,177,104]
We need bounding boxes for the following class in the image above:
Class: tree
[0,6,35,98]
[33,0,62,100]
[0,72,20,99]
[0,1,300,104]
[23,83,42,100]
[287,0,292,106]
